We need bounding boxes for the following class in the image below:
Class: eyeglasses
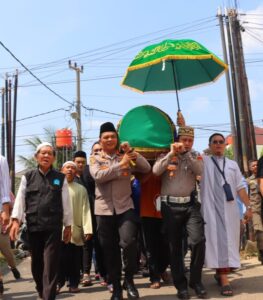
[212,140,225,145]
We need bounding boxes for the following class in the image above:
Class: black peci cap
[99,122,117,137]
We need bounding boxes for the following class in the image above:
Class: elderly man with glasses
[200,133,252,297]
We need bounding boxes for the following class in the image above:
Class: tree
[18,127,74,170]
[224,145,234,160]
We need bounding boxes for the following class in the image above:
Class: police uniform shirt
[89,151,151,216]
[153,150,203,197]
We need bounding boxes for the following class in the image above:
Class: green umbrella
[121,39,227,110]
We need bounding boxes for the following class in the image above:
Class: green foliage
[224,145,234,160]
[17,127,75,170]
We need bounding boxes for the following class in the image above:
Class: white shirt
[0,155,11,209]
[12,172,72,226]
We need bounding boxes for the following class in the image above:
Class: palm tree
[18,127,56,169]
[18,127,76,170]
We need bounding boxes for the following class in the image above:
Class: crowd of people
[0,120,263,300]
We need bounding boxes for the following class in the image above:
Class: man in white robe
[200,133,252,297]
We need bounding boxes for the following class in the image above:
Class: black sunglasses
[212,140,225,145]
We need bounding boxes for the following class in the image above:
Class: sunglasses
[212,140,225,145]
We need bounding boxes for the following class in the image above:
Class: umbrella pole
[171,61,181,111]
[175,89,181,112]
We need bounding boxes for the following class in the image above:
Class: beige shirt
[67,181,93,246]
[90,152,151,215]
[153,150,203,197]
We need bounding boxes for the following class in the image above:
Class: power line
[17,107,70,122]
[81,104,123,117]
[0,41,74,105]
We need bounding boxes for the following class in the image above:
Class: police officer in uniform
[90,122,151,300]
[153,126,206,300]
[10,142,72,300]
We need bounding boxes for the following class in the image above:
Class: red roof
[226,126,263,145]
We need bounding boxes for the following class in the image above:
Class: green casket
[118,105,176,159]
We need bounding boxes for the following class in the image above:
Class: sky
[1,0,263,170]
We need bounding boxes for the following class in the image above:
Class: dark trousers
[28,230,62,300]
[141,217,169,283]
[96,209,139,288]
[58,242,82,288]
[82,231,106,278]
[161,202,205,290]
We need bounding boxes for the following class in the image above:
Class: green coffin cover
[118,105,176,152]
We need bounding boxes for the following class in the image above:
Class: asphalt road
[2,255,263,300]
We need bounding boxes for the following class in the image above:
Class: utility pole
[235,16,257,161]
[1,88,5,156]
[217,7,238,162]
[227,8,257,175]
[68,61,83,151]
[11,71,18,193]
[225,9,243,168]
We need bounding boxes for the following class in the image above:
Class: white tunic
[200,155,244,268]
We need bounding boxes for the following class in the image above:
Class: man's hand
[119,153,132,169]
[244,208,253,221]
[1,203,10,226]
[84,234,92,241]
[63,226,71,244]
[170,143,185,155]
[120,141,132,153]
[9,219,20,241]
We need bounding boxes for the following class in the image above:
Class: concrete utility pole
[69,61,84,151]
[234,15,257,161]
[227,8,257,175]
[217,7,238,162]
[1,88,5,156]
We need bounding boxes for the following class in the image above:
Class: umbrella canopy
[118,105,176,159]
[121,39,227,109]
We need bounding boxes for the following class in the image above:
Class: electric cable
[0,41,74,105]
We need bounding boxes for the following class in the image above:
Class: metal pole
[5,76,10,165]
[69,61,83,151]
[217,7,238,161]
[228,9,248,174]
[8,79,12,167]
[11,71,18,193]
[1,88,5,156]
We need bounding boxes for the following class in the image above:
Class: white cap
[62,161,77,169]
[35,142,54,155]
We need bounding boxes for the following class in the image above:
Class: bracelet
[246,205,252,210]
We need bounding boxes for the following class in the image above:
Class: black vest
[25,168,65,232]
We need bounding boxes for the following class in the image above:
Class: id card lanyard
[211,157,227,184]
